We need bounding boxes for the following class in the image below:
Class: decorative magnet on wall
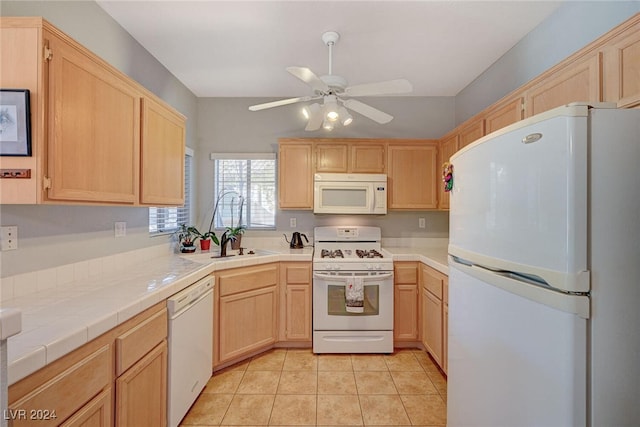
[442,162,453,192]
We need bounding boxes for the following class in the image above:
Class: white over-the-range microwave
[313,173,387,214]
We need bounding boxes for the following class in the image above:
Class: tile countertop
[1,242,450,386]
[386,246,449,275]
[2,246,312,385]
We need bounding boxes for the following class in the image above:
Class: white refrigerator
[447,103,640,426]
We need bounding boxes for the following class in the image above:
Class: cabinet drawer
[116,309,167,375]
[9,345,111,427]
[394,263,418,284]
[284,263,311,284]
[422,266,443,300]
[219,264,278,296]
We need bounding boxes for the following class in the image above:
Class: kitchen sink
[180,249,278,264]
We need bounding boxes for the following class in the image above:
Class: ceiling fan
[248,31,413,131]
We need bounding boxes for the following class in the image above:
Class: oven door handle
[313,272,394,281]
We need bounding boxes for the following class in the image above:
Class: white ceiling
[96,0,563,98]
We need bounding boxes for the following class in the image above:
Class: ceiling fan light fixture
[324,95,339,122]
[322,119,334,131]
[338,106,353,126]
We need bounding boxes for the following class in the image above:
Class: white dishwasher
[167,276,214,427]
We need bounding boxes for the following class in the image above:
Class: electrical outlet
[418,218,426,229]
[114,222,127,237]
[1,226,18,251]
[290,218,297,228]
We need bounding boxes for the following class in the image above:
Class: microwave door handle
[369,184,375,212]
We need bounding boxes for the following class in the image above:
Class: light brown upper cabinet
[140,97,186,205]
[483,97,524,135]
[457,118,485,149]
[46,29,141,204]
[603,23,640,108]
[525,52,603,117]
[278,140,314,209]
[0,17,185,206]
[315,141,386,173]
[437,134,458,210]
[349,143,386,173]
[315,143,349,172]
[387,141,438,210]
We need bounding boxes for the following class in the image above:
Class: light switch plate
[418,218,426,229]
[290,218,297,228]
[1,226,18,251]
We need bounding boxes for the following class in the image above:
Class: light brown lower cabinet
[116,340,168,427]
[393,262,419,342]
[421,288,443,367]
[8,303,168,427]
[279,262,312,342]
[216,264,279,365]
[60,388,112,427]
[420,263,448,372]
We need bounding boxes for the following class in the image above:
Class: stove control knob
[325,264,332,270]
[366,264,373,270]
[334,265,341,270]
[375,264,381,270]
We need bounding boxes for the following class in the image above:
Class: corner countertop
[386,246,449,275]
[2,245,312,385]
[2,242,450,386]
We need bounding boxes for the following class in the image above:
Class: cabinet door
[116,340,167,427]
[219,286,278,363]
[443,302,448,375]
[484,97,524,134]
[387,144,438,210]
[316,143,348,172]
[140,97,185,205]
[438,134,458,210]
[394,284,419,341]
[285,284,312,341]
[525,52,602,117]
[60,388,112,427]
[422,288,443,367]
[603,28,640,108]
[278,142,313,209]
[458,119,485,149]
[350,144,385,173]
[46,32,140,203]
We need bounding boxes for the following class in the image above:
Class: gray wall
[194,97,454,241]
[455,1,640,124]
[0,1,198,277]
[1,1,638,277]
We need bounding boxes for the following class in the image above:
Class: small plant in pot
[226,196,246,250]
[187,226,219,252]
[176,224,197,253]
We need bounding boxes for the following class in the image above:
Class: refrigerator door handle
[449,257,590,319]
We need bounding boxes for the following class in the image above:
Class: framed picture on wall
[0,89,32,156]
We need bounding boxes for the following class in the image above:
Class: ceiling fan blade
[344,79,413,97]
[248,96,314,111]
[287,66,330,93]
[343,99,393,124]
[305,105,323,131]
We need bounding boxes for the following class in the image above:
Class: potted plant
[227,196,246,250]
[176,224,197,253]
[187,226,219,251]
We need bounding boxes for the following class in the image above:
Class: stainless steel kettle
[284,232,308,249]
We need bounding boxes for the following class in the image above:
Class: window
[149,148,193,234]
[211,153,276,229]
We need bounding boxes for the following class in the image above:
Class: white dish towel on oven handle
[345,276,364,313]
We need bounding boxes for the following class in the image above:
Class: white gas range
[312,226,394,353]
